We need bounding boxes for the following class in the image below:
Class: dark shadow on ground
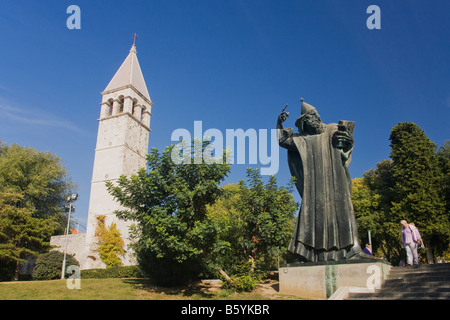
[122,278,217,298]
[271,282,279,292]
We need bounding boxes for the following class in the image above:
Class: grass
[0,278,301,300]
[0,278,136,300]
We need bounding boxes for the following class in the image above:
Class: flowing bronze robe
[278,123,362,262]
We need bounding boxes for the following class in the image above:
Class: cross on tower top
[132,33,138,46]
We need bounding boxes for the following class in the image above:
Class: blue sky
[0,1,449,230]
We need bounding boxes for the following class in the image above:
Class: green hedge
[81,265,144,279]
[32,251,79,280]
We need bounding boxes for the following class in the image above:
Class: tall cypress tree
[389,122,449,263]
[437,140,450,215]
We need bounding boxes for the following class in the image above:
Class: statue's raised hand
[277,105,289,128]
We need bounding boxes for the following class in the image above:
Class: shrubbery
[221,260,262,292]
[32,253,143,280]
[32,251,79,280]
[96,216,125,268]
[136,248,202,286]
[81,265,143,279]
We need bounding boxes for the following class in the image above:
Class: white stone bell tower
[82,43,152,269]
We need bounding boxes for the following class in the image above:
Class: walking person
[401,220,422,267]
[410,223,424,249]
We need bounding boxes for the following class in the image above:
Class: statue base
[279,259,391,299]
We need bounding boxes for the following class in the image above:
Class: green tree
[361,160,402,261]
[205,183,244,276]
[352,177,382,249]
[436,140,450,261]
[437,140,450,214]
[234,169,297,270]
[0,192,58,280]
[206,169,297,287]
[0,142,74,233]
[389,123,449,263]
[106,141,230,286]
[0,141,74,280]
[353,129,450,264]
[352,160,404,263]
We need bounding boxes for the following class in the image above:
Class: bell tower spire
[83,42,153,269]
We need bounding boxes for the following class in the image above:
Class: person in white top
[400,220,422,267]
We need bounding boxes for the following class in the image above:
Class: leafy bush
[221,260,262,292]
[32,251,79,280]
[206,169,297,276]
[81,265,144,279]
[226,273,262,292]
[96,216,125,268]
[137,248,203,286]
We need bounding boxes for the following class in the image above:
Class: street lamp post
[61,193,78,279]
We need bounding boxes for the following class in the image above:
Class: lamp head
[67,193,78,202]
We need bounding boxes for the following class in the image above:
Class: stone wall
[50,233,86,265]
[279,260,391,299]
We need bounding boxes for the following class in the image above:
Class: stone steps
[349,292,450,300]
[347,263,450,300]
[382,282,450,291]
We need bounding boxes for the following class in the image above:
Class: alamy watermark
[66,5,81,30]
[367,5,381,30]
[65,5,381,31]
[66,265,81,289]
[171,121,279,175]
[366,264,382,290]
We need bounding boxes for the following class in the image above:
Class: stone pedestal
[279,259,391,299]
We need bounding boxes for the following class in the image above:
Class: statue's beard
[305,120,324,134]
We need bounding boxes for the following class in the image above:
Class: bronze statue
[278,99,369,262]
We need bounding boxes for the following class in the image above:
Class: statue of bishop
[277,100,370,262]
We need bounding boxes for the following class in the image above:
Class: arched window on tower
[132,99,137,116]
[140,107,145,122]
[133,102,142,121]
[107,99,113,116]
[118,96,124,114]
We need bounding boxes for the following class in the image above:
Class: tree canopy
[352,124,450,264]
[106,141,231,285]
[0,142,74,232]
[390,123,448,263]
[107,141,298,287]
[0,141,74,280]
[206,169,297,277]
